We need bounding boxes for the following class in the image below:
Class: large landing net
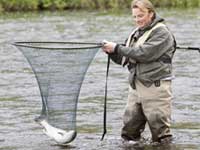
[13,42,101,145]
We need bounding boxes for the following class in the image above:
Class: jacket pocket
[137,62,171,81]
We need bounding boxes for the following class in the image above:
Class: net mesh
[14,42,101,131]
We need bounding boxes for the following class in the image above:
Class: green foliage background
[0,0,199,12]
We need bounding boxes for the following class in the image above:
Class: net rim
[12,41,102,50]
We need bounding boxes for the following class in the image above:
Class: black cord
[101,55,110,141]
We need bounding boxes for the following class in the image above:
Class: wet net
[13,42,101,143]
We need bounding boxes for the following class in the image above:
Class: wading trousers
[121,79,172,142]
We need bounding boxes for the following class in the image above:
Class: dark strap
[160,57,172,63]
[101,55,110,140]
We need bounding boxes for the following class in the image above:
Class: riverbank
[0,0,199,12]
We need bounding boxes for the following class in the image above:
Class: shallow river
[0,9,200,150]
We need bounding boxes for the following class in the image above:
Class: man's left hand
[102,40,117,54]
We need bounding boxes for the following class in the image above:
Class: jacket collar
[133,15,164,41]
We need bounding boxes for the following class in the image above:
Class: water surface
[0,9,200,150]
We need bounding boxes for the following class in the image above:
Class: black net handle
[176,46,200,53]
[13,42,200,52]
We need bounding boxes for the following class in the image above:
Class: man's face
[132,7,153,28]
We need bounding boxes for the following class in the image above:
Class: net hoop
[13,41,101,144]
[12,41,102,50]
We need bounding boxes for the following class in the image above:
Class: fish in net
[13,42,101,145]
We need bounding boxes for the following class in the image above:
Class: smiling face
[132,7,154,28]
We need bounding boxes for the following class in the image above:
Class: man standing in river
[102,0,176,145]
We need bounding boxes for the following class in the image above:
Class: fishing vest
[123,22,166,64]
[127,22,166,47]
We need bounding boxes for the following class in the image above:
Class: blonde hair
[131,0,155,14]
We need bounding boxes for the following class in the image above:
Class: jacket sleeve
[115,27,174,63]
[108,40,127,65]
[109,51,123,65]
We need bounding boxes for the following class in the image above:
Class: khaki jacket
[110,15,176,88]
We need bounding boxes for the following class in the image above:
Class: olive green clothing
[110,16,176,88]
[121,80,172,142]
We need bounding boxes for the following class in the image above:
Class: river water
[0,9,200,150]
